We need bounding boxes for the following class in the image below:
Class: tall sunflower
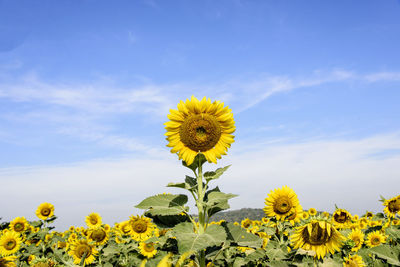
[291,219,345,259]
[129,215,156,241]
[348,228,364,252]
[164,96,235,165]
[0,231,22,256]
[263,186,301,221]
[68,239,98,266]
[9,217,29,234]
[383,195,400,218]
[35,203,54,220]
[365,231,386,248]
[85,213,102,229]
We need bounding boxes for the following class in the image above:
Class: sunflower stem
[196,155,206,234]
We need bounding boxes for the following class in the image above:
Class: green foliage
[135,193,189,216]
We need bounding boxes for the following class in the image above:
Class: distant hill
[209,208,265,222]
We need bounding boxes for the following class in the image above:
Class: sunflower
[68,239,98,265]
[286,205,303,225]
[129,215,156,241]
[291,219,345,259]
[0,231,22,256]
[240,218,252,229]
[383,195,400,218]
[343,254,366,267]
[117,221,131,236]
[8,217,29,234]
[87,227,108,246]
[139,241,157,258]
[0,256,17,267]
[348,228,364,252]
[308,208,317,216]
[35,203,54,220]
[164,96,235,165]
[332,209,352,229]
[365,231,386,248]
[85,213,102,228]
[263,186,301,221]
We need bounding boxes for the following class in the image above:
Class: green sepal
[172,222,227,253]
[204,165,231,182]
[135,194,189,216]
[182,153,207,172]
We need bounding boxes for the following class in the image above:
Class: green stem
[197,155,206,234]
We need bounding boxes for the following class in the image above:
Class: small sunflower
[308,208,317,216]
[139,241,157,258]
[263,186,301,221]
[164,96,235,165]
[68,239,98,266]
[85,213,102,228]
[343,254,366,267]
[240,218,252,229]
[332,209,352,229]
[291,219,345,259]
[35,203,54,220]
[348,228,364,252]
[87,227,108,246]
[117,221,132,236]
[383,195,400,218]
[9,217,29,234]
[129,215,156,241]
[0,231,22,256]
[286,205,303,225]
[365,231,386,248]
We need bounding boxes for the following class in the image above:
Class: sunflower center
[5,239,17,250]
[132,220,147,233]
[144,242,155,252]
[334,212,349,223]
[14,222,24,232]
[302,222,331,246]
[91,229,106,242]
[388,199,400,213]
[179,114,222,152]
[371,237,381,246]
[41,208,51,216]
[273,197,292,214]
[89,217,98,225]
[75,244,92,258]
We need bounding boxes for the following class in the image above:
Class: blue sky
[1,0,400,229]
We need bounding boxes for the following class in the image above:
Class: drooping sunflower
[332,209,352,229]
[129,215,156,241]
[164,96,235,165]
[291,219,345,259]
[139,241,158,258]
[263,186,301,221]
[85,213,102,228]
[383,195,400,218]
[9,217,29,234]
[87,227,108,246]
[0,256,17,267]
[68,239,98,265]
[35,203,54,220]
[343,254,366,267]
[0,231,22,256]
[347,228,364,252]
[365,231,386,248]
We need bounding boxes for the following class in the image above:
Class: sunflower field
[1,96,400,267]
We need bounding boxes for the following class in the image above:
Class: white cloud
[1,132,399,230]
[363,72,400,82]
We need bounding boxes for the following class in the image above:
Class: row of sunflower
[0,189,399,266]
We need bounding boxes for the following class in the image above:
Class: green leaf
[206,191,238,206]
[135,194,189,216]
[204,165,231,182]
[369,244,400,266]
[222,222,263,248]
[264,240,288,260]
[167,176,198,191]
[172,222,226,253]
[144,213,190,228]
[103,245,119,257]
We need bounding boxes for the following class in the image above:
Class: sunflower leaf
[204,165,231,182]
[135,194,189,216]
[182,153,207,172]
[221,222,263,248]
[172,222,227,253]
[369,244,400,266]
